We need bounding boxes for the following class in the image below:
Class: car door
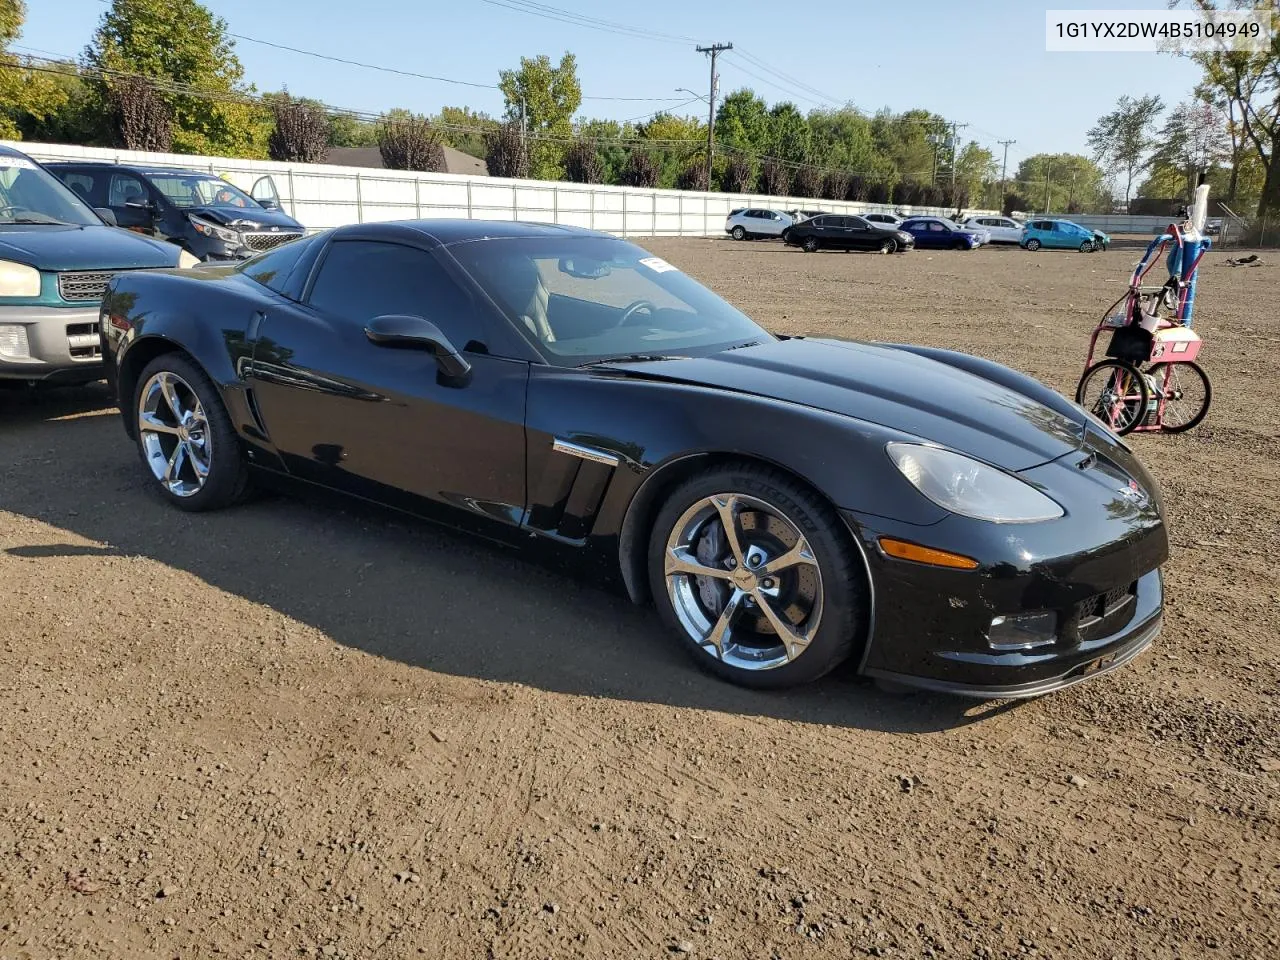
[902,220,929,247]
[106,171,160,234]
[842,216,876,250]
[246,234,529,529]
[250,175,283,211]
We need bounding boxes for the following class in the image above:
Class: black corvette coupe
[98,220,1168,696]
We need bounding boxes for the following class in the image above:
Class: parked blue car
[1020,218,1110,252]
[899,217,981,250]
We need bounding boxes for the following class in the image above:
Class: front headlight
[887,442,1064,523]
[188,214,240,245]
[177,249,200,269]
[0,260,41,298]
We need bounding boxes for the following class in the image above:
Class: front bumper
[842,433,1169,699]
[0,304,105,382]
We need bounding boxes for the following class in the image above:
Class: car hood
[0,223,177,271]
[604,337,1087,472]
[185,205,303,230]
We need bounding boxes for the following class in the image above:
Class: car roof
[42,161,229,178]
[0,144,34,160]
[329,219,610,246]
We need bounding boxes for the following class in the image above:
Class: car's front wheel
[648,464,866,689]
[1079,240,1095,253]
[879,238,897,254]
[133,353,250,511]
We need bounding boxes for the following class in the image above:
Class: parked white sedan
[959,216,1024,245]
[725,207,794,240]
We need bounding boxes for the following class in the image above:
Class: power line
[730,49,842,106]
[472,0,696,44]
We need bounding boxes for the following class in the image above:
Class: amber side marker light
[878,537,980,570]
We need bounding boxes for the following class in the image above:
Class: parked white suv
[725,207,794,240]
[860,212,904,227]
[959,215,1023,245]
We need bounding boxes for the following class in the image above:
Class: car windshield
[448,236,772,365]
[145,173,261,210]
[0,154,102,226]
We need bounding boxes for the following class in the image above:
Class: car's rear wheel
[731,226,747,241]
[1025,238,1041,251]
[1080,240,1095,253]
[802,237,820,253]
[648,465,865,689]
[879,238,897,254]
[133,353,250,511]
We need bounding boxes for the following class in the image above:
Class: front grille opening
[66,321,102,361]
[1073,581,1138,643]
[58,271,115,303]
[244,232,303,252]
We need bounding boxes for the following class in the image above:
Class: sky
[18,0,1205,173]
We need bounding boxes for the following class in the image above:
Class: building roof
[325,146,487,176]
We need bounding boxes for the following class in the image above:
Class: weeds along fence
[10,140,999,237]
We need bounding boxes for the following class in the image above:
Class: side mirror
[364,314,472,384]
[257,197,280,210]
[94,207,118,226]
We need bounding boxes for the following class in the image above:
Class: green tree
[714,88,770,155]
[436,105,495,160]
[0,0,70,139]
[327,113,378,148]
[1086,93,1164,205]
[636,111,704,188]
[1012,153,1109,214]
[575,118,631,184]
[871,109,946,183]
[83,0,269,157]
[498,52,582,180]
[807,107,876,174]
[1179,0,1280,214]
[16,60,100,143]
[1144,98,1229,200]
[764,102,810,163]
[954,142,997,208]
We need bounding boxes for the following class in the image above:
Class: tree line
[4,0,1274,216]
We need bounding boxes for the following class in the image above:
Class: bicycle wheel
[1147,361,1211,433]
[1075,359,1151,435]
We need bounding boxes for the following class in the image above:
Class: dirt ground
[2,239,1278,960]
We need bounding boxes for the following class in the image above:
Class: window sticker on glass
[0,156,37,170]
[639,256,677,273]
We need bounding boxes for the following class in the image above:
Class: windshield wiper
[4,216,73,225]
[579,353,690,367]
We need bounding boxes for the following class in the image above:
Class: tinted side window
[242,234,319,299]
[109,173,149,207]
[306,240,477,346]
[928,221,947,232]
[58,171,100,205]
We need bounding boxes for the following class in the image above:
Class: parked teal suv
[0,145,194,385]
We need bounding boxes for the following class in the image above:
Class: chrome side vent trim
[552,438,620,467]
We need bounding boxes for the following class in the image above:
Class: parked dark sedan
[45,162,304,262]
[98,220,1168,697]
[783,214,915,253]
[900,216,982,250]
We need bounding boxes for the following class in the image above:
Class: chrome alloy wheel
[137,371,212,498]
[663,493,823,670]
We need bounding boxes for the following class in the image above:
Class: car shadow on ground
[2,389,1023,735]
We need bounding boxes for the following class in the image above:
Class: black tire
[1147,361,1211,433]
[731,225,746,241]
[781,229,792,244]
[131,352,250,511]
[1025,238,1041,251]
[1080,240,1095,253]
[802,237,820,253]
[952,239,969,251]
[1075,359,1151,435]
[879,238,897,254]
[647,463,866,689]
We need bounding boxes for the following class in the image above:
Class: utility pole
[696,42,732,188]
[949,121,968,201]
[997,138,1015,207]
[1043,160,1053,213]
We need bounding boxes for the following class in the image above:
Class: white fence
[10,139,999,237]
